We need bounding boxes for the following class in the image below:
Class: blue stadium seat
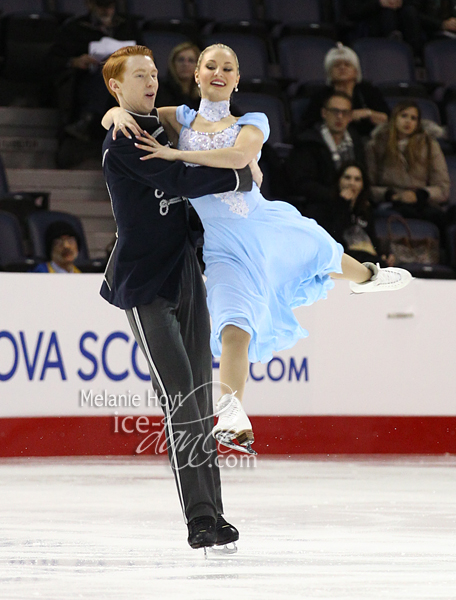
[424,39,456,89]
[263,0,320,26]
[0,0,44,14]
[126,0,187,22]
[386,97,441,124]
[352,38,415,88]
[277,36,335,92]
[232,92,288,146]
[28,211,90,262]
[204,33,270,82]
[0,211,30,270]
[142,31,191,78]
[445,102,456,144]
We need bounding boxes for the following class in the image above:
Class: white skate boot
[212,394,256,455]
[349,262,412,294]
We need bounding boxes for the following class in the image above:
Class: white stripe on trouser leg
[132,307,187,523]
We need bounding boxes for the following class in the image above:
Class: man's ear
[109,78,121,97]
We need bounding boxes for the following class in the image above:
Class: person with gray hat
[298,43,389,138]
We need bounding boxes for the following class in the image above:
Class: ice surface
[0,456,455,600]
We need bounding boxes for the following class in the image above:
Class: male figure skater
[100,45,256,550]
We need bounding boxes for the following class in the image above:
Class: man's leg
[176,246,224,515]
[126,295,218,524]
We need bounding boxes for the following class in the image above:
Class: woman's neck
[199,97,231,122]
[333,80,356,96]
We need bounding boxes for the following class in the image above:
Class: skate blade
[215,432,257,455]
[210,542,238,555]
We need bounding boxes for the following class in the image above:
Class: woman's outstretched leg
[212,324,255,453]
[330,253,412,293]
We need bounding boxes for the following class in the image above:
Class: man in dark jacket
[101,45,257,551]
[287,92,365,228]
[48,0,142,143]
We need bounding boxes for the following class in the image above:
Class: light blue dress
[176,105,344,364]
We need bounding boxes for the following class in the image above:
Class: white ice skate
[349,262,412,294]
[212,393,256,455]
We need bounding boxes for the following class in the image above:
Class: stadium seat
[232,92,288,146]
[0,0,44,14]
[194,0,259,33]
[27,210,90,263]
[126,0,187,22]
[386,97,441,124]
[445,102,456,144]
[352,38,415,89]
[142,31,191,78]
[204,33,271,83]
[0,211,32,271]
[445,155,456,206]
[53,0,89,17]
[424,39,456,90]
[277,36,335,92]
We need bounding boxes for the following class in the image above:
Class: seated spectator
[155,42,201,111]
[298,44,389,138]
[366,100,450,236]
[408,0,456,40]
[330,162,394,266]
[48,0,141,147]
[33,221,81,273]
[344,0,422,54]
[286,92,366,224]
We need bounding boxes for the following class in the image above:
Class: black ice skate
[187,516,216,550]
[213,515,239,554]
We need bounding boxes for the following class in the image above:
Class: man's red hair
[102,45,155,100]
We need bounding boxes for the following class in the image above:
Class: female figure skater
[103,44,411,454]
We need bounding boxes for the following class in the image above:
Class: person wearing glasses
[287,91,366,226]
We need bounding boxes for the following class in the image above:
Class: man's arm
[107,134,253,197]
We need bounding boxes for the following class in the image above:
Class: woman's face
[331,60,358,84]
[339,166,364,199]
[196,47,239,101]
[395,107,420,138]
[174,49,198,83]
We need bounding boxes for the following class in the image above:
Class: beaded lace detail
[179,121,250,218]
[198,98,231,122]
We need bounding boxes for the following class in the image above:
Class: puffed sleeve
[237,112,270,143]
[175,104,198,128]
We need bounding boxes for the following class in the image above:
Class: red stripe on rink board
[0,416,455,457]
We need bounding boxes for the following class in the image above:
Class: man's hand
[71,54,99,70]
[442,17,456,32]
[249,159,263,189]
[393,190,417,204]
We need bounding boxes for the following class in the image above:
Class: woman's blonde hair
[196,43,240,75]
[385,100,429,171]
[167,42,201,99]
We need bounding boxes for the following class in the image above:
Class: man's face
[87,1,116,27]
[111,55,159,114]
[51,235,79,268]
[321,97,352,135]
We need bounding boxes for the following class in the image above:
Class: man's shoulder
[295,125,326,148]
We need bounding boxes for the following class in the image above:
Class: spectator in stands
[298,44,389,138]
[408,0,456,40]
[33,221,81,273]
[155,42,201,111]
[286,92,366,224]
[48,0,141,150]
[344,0,423,54]
[330,161,394,265]
[366,100,450,234]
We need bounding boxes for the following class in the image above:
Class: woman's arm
[101,107,143,139]
[136,124,264,169]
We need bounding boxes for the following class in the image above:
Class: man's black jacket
[100,110,252,309]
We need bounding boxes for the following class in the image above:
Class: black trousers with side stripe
[125,244,223,524]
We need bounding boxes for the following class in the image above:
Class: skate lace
[219,394,240,419]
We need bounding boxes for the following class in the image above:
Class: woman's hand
[249,159,263,189]
[135,132,180,161]
[340,187,357,202]
[110,108,143,140]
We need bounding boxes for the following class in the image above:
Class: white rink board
[0,273,455,417]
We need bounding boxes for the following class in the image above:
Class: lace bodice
[178,122,251,217]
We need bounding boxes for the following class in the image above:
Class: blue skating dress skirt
[176,105,344,364]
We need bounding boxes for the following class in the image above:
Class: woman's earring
[235,86,239,92]
[197,82,201,88]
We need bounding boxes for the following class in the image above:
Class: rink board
[0,273,455,456]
